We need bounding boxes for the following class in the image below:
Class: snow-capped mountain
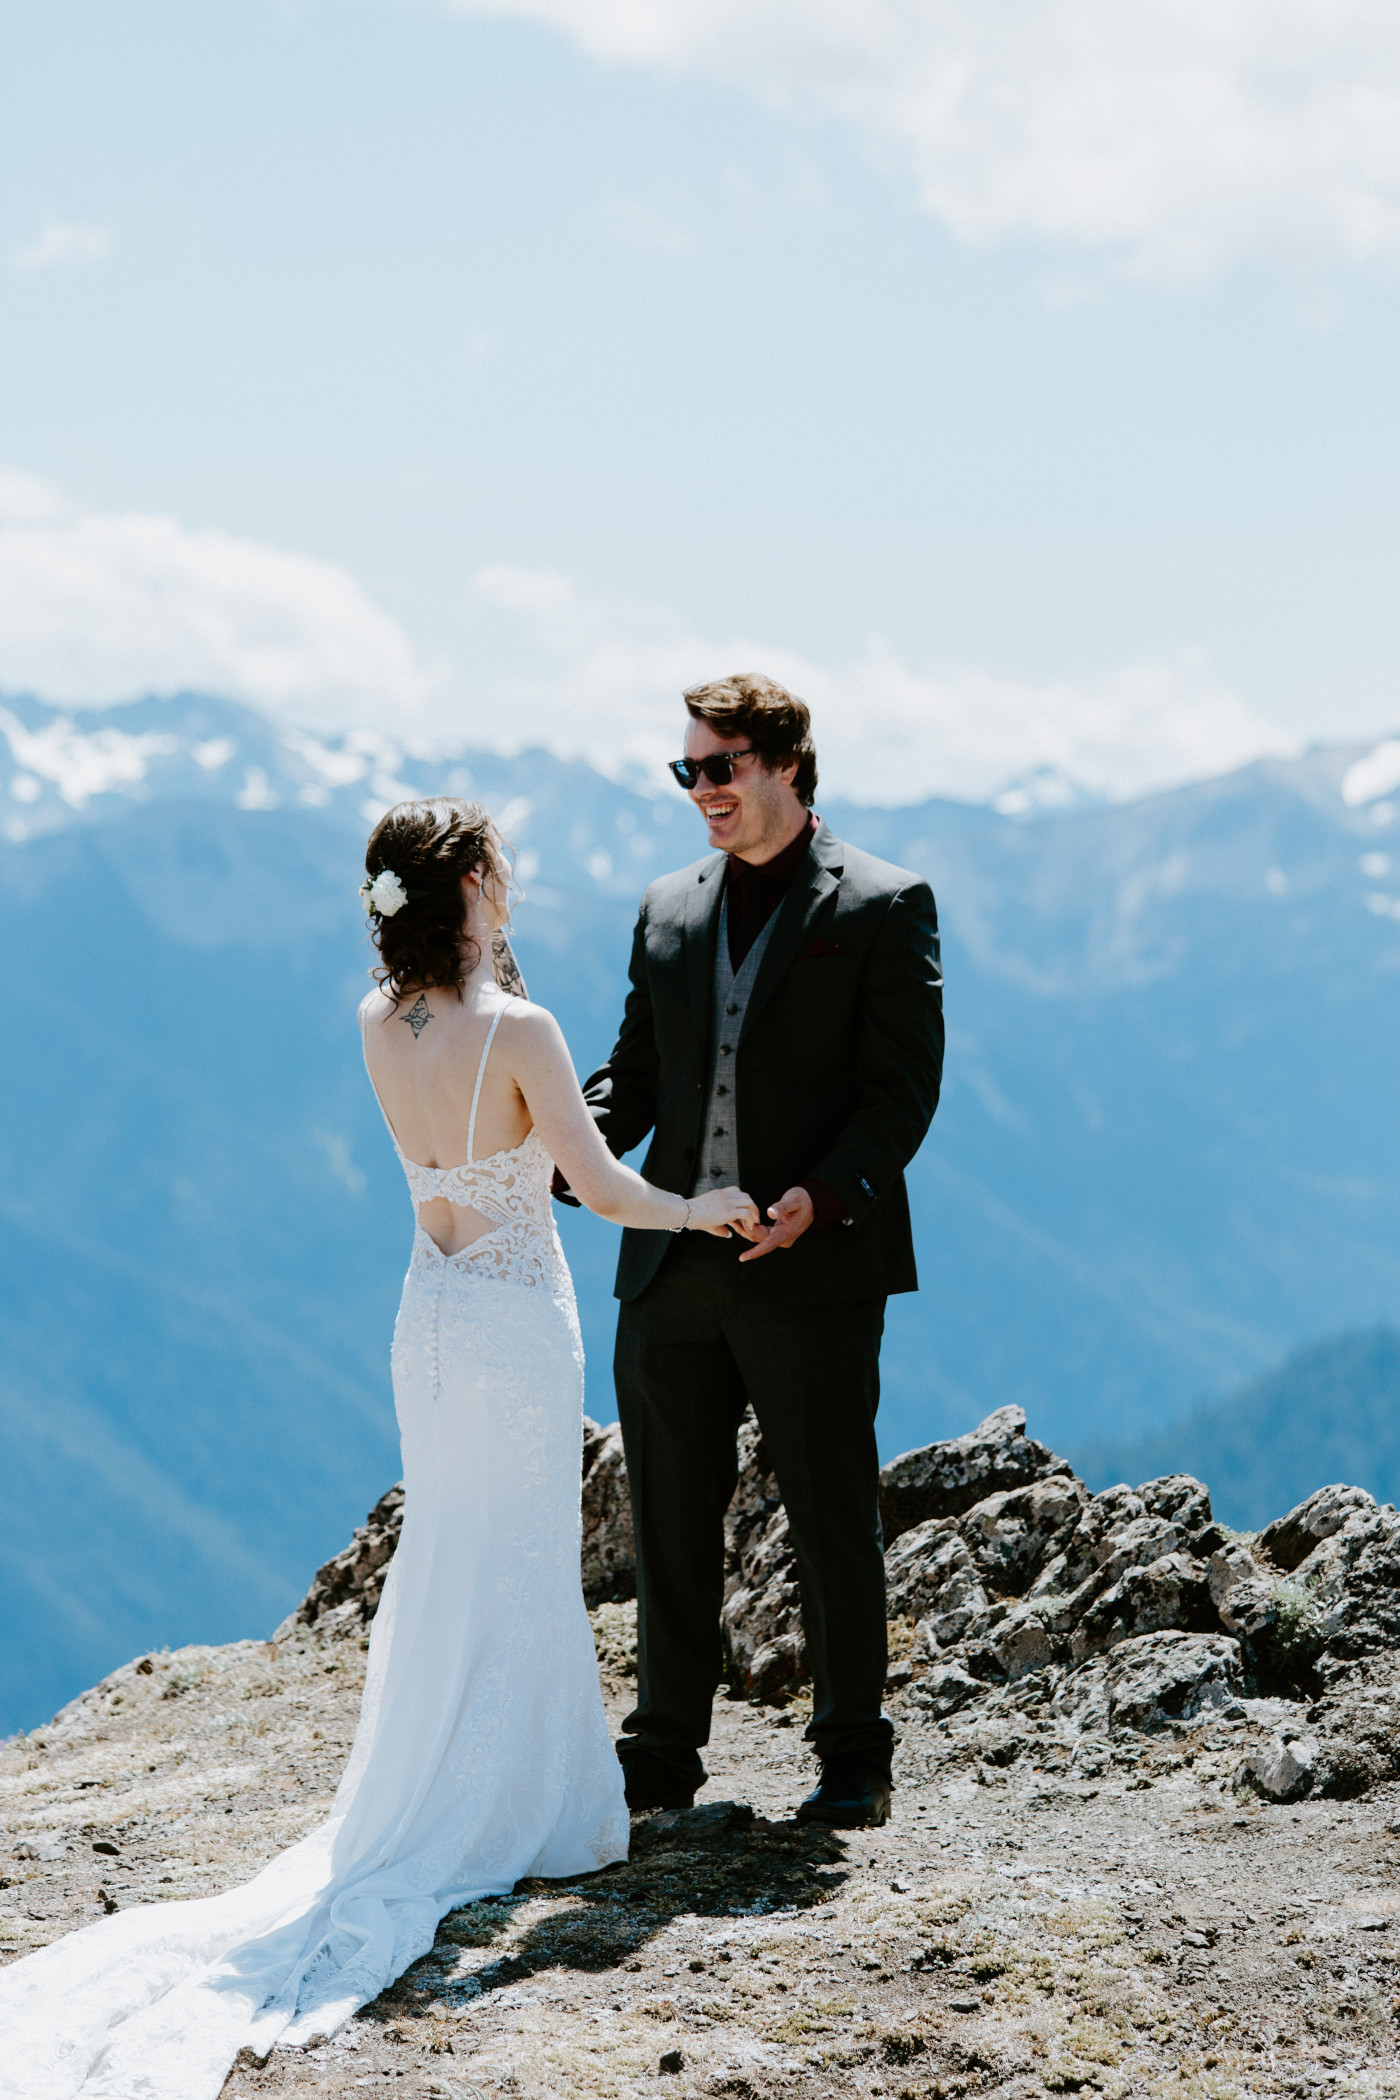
[2,691,1398,1734]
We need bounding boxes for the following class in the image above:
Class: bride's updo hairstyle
[364,797,512,1004]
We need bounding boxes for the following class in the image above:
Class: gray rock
[887,1474,1091,1668]
[1136,1474,1227,1557]
[1069,1551,1216,1662]
[1297,1501,1400,1664]
[1245,1731,1320,1801]
[907,1664,984,1718]
[1092,1515,1187,1591]
[1303,1661,1400,1797]
[725,1412,782,1555]
[1258,1485,1379,1574]
[1058,1631,1244,1734]
[672,1800,754,1836]
[718,1418,809,1699]
[1210,1490,1400,1702]
[276,1483,405,1640]
[957,1475,1091,1594]
[890,1469,1224,1693]
[983,1604,1056,1682]
[14,1832,67,1862]
[1207,1538,1264,1626]
[888,1525,988,1639]
[278,1415,643,1636]
[722,1504,808,1702]
[580,1419,636,1605]
[878,1406,1071,1547]
[277,1404,1400,1802]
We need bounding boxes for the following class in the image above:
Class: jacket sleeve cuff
[798,1178,848,1229]
[551,1166,582,1208]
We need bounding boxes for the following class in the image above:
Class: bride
[0,797,758,2100]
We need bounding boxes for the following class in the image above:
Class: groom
[571,674,944,1827]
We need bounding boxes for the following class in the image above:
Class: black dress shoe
[618,1748,697,1813]
[795,1757,892,1829]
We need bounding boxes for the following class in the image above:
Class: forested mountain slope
[1077,1328,1400,1529]
[2,692,1396,1731]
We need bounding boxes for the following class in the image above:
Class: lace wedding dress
[0,1005,630,2099]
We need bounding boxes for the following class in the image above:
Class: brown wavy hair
[682,672,818,806]
[364,798,512,1004]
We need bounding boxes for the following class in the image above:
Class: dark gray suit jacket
[581,821,944,1305]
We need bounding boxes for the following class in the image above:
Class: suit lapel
[740,822,844,1043]
[683,854,727,1035]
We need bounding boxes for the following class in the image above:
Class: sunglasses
[667,747,758,791]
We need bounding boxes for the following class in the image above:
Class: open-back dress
[0,1002,628,2099]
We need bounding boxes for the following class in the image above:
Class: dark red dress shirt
[553,811,846,1228]
[727,814,845,1229]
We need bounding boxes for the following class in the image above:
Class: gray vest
[690,894,778,1199]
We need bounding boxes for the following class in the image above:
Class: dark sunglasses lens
[669,754,736,789]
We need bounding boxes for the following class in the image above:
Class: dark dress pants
[614,1231,893,1785]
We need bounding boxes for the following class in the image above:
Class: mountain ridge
[1076,1327,1400,1531]
[2,691,1397,1733]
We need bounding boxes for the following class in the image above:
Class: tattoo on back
[402,994,433,1038]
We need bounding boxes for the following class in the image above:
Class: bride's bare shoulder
[359,985,393,1023]
[496,994,561,1041]
[494,996,571,1068]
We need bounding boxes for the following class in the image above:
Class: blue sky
[3,0,1400,802]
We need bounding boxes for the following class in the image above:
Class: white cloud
[446,0,1400,280]
[469,564,1295,804]
[14,220,111,271]
[0,471,439,730]
[0,473,1299,808]
[1342,738,1400,807]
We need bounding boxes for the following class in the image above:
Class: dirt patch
[6,1615,1400,2097]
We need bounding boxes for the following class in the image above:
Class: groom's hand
[737,1186,815,1262]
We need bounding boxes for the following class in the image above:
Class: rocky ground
[6,1411,1400,2097]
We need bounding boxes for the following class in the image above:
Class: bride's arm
[504,1004,758,1238]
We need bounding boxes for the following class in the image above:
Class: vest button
[719,1044,732,1056]
[726,1004,739,1015]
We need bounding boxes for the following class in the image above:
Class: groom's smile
[683,720,805,865]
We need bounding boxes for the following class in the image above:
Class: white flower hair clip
[360,869,412,919]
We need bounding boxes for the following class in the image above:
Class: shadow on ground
[372,1802,851,2017]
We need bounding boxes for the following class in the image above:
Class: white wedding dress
[0,1005,630,2099]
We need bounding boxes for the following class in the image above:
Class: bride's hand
[686,1186,761,1238]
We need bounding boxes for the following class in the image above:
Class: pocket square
[797,938,841,960]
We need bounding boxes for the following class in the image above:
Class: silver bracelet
[668,1195,692,1233]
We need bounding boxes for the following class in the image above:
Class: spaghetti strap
[467,1006,506,1163]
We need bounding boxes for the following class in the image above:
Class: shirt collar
[727,810,818,892]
